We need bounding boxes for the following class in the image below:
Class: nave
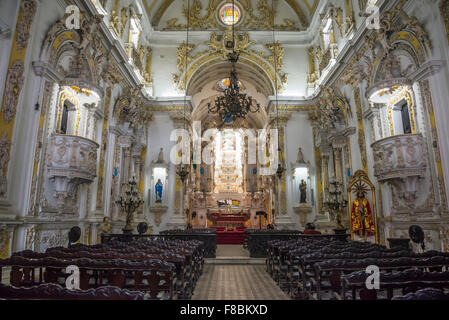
[1,0,449,305]
[192,245,289,300]
[192,265,289,300]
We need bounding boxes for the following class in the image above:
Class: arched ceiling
[143,0,320,31]
[189,62,269,128]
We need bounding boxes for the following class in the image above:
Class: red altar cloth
[207,212,250,227]
[207,212,250,245]
[213,226,247,245]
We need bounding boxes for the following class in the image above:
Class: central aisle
[192,265,290,300]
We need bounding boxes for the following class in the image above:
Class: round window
[219,3,241,26]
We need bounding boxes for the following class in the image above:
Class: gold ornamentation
[386,86,416,136]
[421,80,448,212]
[16,0,37,53]
[441,1,449,43]
[335,8,344,37]
[110,0,121,36]
[0,133,10,197]
[25,226,36,250]
[121,7,129,37]
[0,226,10,259]
[143,47,153,86]
[162,0,303,31]
[354,87,368,172]
[308,86,350,127]
[344,0,355,36]
[173,31,287,92]
[2,60,24,123]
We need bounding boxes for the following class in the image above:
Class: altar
[207,211,250,245]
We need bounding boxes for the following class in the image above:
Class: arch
[178,51,281,95]
[371,30,430,87]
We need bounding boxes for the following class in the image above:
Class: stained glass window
[217,78,242,91]
[219,3,241,25]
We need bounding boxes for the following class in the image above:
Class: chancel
[0,0,449,303]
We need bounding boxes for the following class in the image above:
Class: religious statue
[351,182,376,239]
[297,148,305,163]
[156,148,164,163]
[100,217,112,241]
[155,179,163,203]
[299,179,307,205]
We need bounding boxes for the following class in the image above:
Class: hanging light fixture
[208,0,260,124]
[176,0,190,183]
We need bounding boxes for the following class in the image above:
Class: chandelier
[323,179,348,230]
[208,0,260,123]
[116,177,143,234]
[208,52,260,123]
[176,164,190,183]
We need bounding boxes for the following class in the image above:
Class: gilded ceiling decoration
[172,29,287,93]
[148,0,315,31]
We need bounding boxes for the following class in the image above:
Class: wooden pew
[0,283,145,300]
[342,269,449,300]
[313,256,449,300]
[0,256,176,300]
[392,288,449,300]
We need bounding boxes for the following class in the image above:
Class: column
[272,114,295,228]
[168,113,188,228]
[321,152,330,201]
[334,147,343,183]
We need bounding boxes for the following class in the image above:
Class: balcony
[47,134,99,206]
[371,134,427,204]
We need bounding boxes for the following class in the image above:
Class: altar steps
[208,245,263,265]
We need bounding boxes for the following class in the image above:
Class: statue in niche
[155,179,163,203]
[297,148,305,163]
[100,217,112,237]
[300,179,307,205]
[156,148,164,163]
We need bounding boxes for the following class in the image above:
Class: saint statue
[299,179,307,204]
[156,148,164,163]
[100,217,112,243]
[351,186,375,238]
[155,179,163,203]
[297,148,305,163]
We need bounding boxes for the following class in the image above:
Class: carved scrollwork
[16,0,37,53]
[0,133,10,197]
[47,134,99,209]
[2,60,24,123]
[372,134,428,208]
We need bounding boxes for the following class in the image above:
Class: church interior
[0,0,449,302]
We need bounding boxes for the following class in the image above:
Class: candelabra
[116,177,143,234]
[323,179,348,230]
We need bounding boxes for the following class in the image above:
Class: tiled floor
[192,265,290,300]
[216,245,250,258]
